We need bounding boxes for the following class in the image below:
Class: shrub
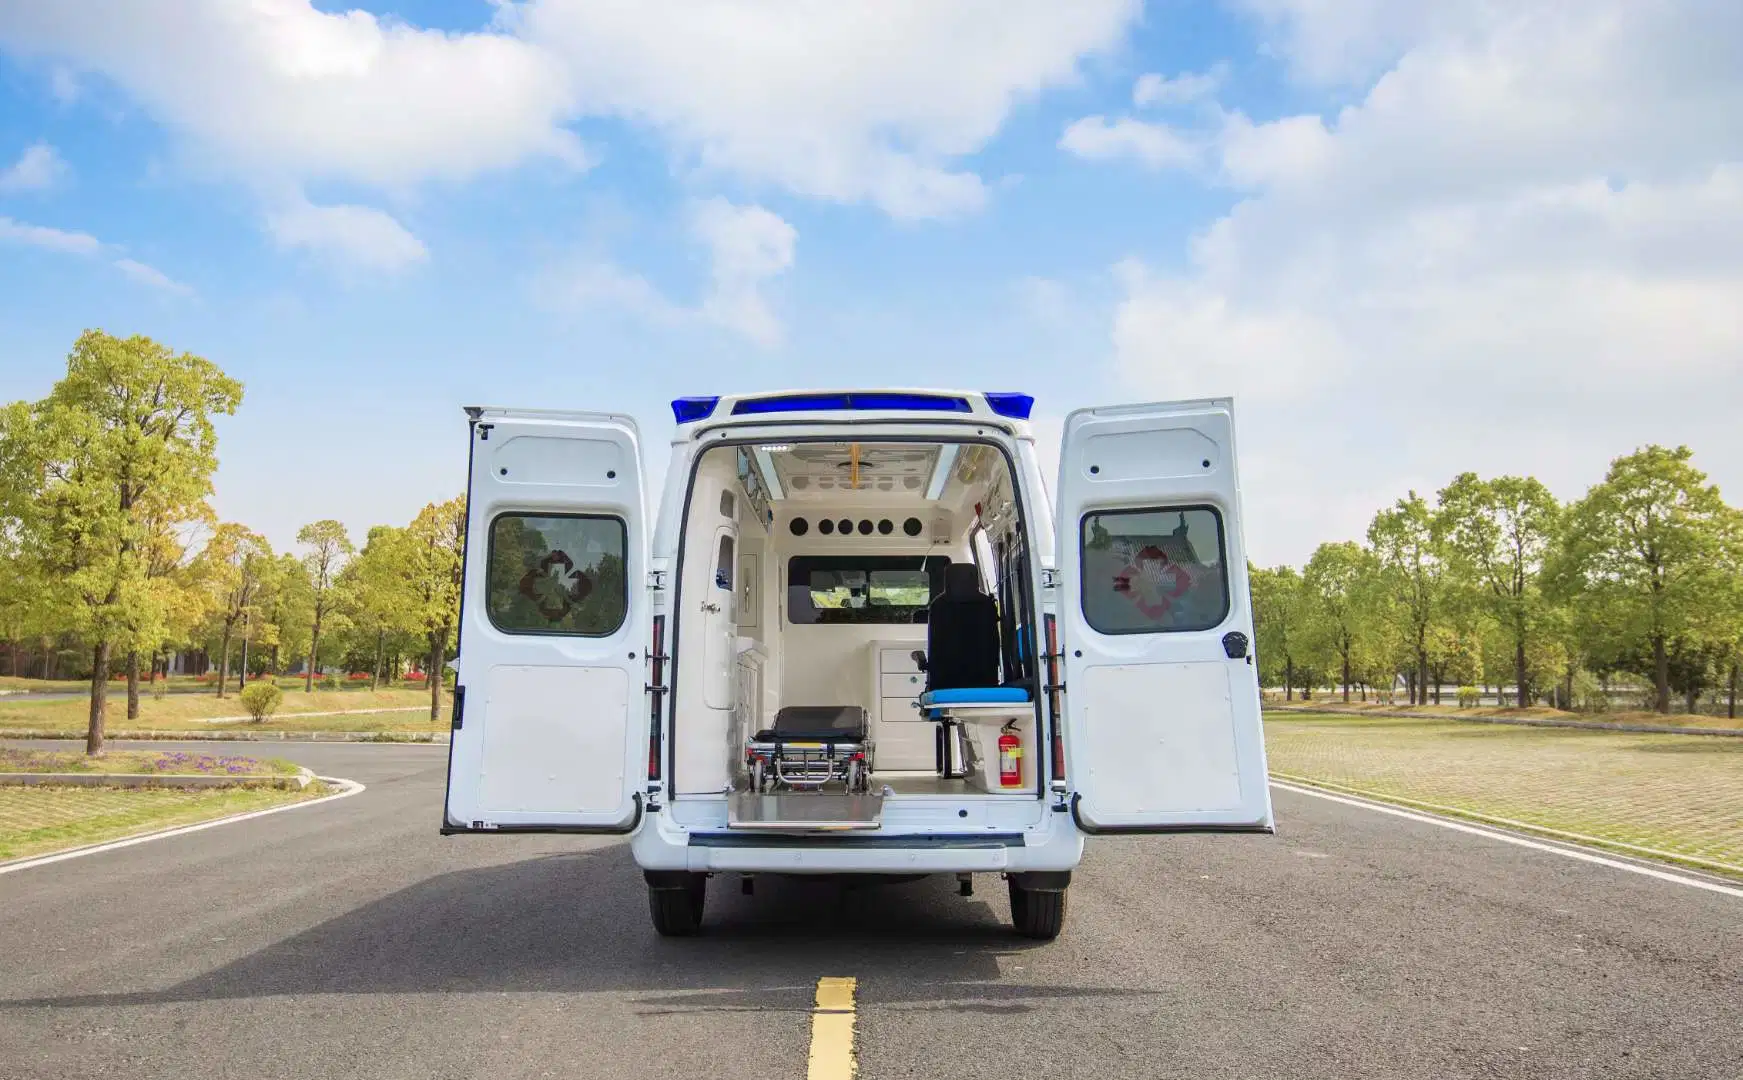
[1456,686,1480,709]
[1571,670,1608,713]
[239,682,283,723]
[318,674,340,690]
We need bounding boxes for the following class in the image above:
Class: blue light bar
[730,392,973,415]
[983,392,1035,420]
[671,396,720,423]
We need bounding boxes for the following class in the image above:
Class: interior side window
[487,513,628,636]
[1080,506,1229,634]
[715,534,736,618]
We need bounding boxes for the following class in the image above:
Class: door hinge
[1041,567,1060,589]
[647,569,668,590]
[450,685,465,730]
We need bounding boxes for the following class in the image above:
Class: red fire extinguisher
[998,725,1023,788]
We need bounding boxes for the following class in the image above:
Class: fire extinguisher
[998,724,1023,788]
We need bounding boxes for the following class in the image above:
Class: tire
[1008,881,1066,940]
[751,758,766,793]
[649,875,707,937]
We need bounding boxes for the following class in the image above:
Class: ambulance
[442,390,1272,938]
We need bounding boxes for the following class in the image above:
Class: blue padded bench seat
[919,687,1033,710]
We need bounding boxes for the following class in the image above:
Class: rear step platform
[727,792,884,831]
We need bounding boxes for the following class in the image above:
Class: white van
[441,390,1273,938]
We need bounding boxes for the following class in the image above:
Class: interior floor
[872,773,1001,797]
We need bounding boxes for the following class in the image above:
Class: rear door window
[1079,507,1229,634]
[487,514,629,636]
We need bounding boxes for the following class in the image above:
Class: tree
[198,524,273,699]
[403,497,466,722]
[1303,542,1377,702]
[1251,564,1308,699]
[1437,473,1560,707]
[296,520,354,691]
[338,525,417,691]
[0,332,241,753]
[1555,446,1740,714]
[1368,491,1446,704]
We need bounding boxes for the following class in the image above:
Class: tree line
[0,331,466,754]
[1250,453,1743,717]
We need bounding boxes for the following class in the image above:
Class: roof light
[671,396,720,423]
[754,447,786,500]
[983,392,1034,420]
[730,392,972,415]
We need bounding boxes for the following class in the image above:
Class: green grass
[1264,712,1743,877]
[0,687,438,733]
[0,783,329,863]
[0,747,300,776]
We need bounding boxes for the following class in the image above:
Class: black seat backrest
[925,563,1000,690]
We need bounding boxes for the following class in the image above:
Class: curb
[0,729,448,743]
[1266,705,1743,737]
[0,768,314,790]
[0,774,366,875]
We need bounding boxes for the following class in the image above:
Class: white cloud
[48,66,78,104]
[690,197,796,346]
[0,2,584,191]
[0,142,67,192]
[112,257,194,295]
[1,215,191,293]
[1109,0,1743,567]
[548,198,797,345]
[0,215,99,255]
[505,0,1140,220]
[1060,116,1199,170]
[0,0,1140,223]
[1133,67,1224,108]
[265,200,429,272]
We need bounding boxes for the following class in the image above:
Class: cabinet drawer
[880,671,924,698]
[878,648,922,673]
[880,696,924,723]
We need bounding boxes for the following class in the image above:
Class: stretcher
[745,706,873,794]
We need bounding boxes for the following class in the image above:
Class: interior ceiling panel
[772,443,940,499]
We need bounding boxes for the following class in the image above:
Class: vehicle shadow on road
[2,843,1149,1016]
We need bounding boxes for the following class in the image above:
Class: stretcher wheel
[751,758,766,793]
[846,759,867,794]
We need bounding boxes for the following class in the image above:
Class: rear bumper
[630,807,1083,875]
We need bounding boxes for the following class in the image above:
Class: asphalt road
[1,742,1738,1080]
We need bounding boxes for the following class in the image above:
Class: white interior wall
[672,451,740,795]
[675,439,1023,794]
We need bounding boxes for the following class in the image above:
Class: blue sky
[2,2,1739,567]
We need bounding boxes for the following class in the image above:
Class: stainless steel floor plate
[727,792,885,831]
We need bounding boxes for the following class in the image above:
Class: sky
[0,0,1738,569]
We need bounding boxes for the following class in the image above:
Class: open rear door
[443,408,648,834]
[1055,399,1273,834]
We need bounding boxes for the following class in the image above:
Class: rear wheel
[648,874,707,936]
[1008,881,1066,940]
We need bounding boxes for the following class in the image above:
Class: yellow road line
[807,976,857,1080]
